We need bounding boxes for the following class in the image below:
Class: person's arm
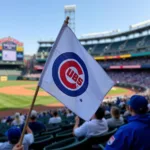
[26,126,32,134]
[73,116,88,137]
[23,126,34,145]
[73,116,80,131]
[12,144,24,150]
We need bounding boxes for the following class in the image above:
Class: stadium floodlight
[130,20,150,30]
[64,5,76,11]
[64,5,76,33]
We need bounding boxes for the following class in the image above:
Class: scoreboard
[0,37,24,62]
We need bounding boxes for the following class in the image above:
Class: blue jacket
[21,121,46,133]
[105,114,150,150]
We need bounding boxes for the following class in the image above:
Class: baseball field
[0,81,134,115]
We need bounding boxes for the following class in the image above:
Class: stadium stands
[107,70,150,88]
[110,41,125,52]
[0,69,22,76]
[36,36,150,57]
[1,96,150,149]
[33,25,150,93]
[36,47,51,61]
[0,70,6,75]
[0,106,121,149]
[82,35,150,56]
[123,36,144,51]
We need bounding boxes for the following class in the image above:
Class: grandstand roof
[38,25,150,45]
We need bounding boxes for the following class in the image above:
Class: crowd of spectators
[0,95,150,149]
[108,70,150,88]
[24,70,150,89]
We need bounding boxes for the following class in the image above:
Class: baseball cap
[30,110,37,118]
[128,95,148,113]
[6,127,21,144]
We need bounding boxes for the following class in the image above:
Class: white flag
[39,23,114,121]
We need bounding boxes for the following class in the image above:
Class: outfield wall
[0,76,7,81]
[0,75,20,81]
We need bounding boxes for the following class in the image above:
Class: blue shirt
[0,133,34,150]
[21,121,46,133]
[28,122,46,133]
[105,114,150,150]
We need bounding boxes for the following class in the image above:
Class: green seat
[99,144,105,150]
[92,144,105,150]
[104,114,111,119]
[61,124,74,130]
[46,124,60,129]
[43,137,77,150]
[35,128,62,138]
[29,135,53,150]
[89,128,117,145]
[44,137,91,150]
[67,116,75,123]
[47,126,60,132]
[55,129,73,141]
[61,137,90,150]
[0,136,7,142]
[56,129,72,136]
[109,123,125,131]
[34,135,52,142]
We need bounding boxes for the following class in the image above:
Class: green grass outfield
[107,87,127,95]
[0,81,58,111]
[0,81,128,111]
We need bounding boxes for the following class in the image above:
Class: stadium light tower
[64,5,76,33]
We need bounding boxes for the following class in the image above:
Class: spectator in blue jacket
[21,110,46,134]
[105,95,150,150]
[28,110,46,133]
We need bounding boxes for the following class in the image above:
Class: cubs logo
[52,52,88,97]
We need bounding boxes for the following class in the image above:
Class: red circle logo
[59,60,84,90]
[52,52,88,97]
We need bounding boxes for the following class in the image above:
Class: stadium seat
[34,128,62,138]
[61,124,74,130]
[89,128,117,146]
[43,137,76,150]
[108,123,125,131]
[46,123,61,128]
[104,114,111,119]
[43,137,91,150]
[67,116,75,123]
[55,129,73,141]
[46,126,60,132]
[0,136,7,142]
[29,135,53,150]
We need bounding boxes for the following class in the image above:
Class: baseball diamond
[0,81,134,117]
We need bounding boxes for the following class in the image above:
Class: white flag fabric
[39,23,114,121]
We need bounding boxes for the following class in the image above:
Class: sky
[0,0,150,55]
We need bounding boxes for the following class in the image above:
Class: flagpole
[65,16,69,24]
[18,16,70,145]
[19,85,40,145]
